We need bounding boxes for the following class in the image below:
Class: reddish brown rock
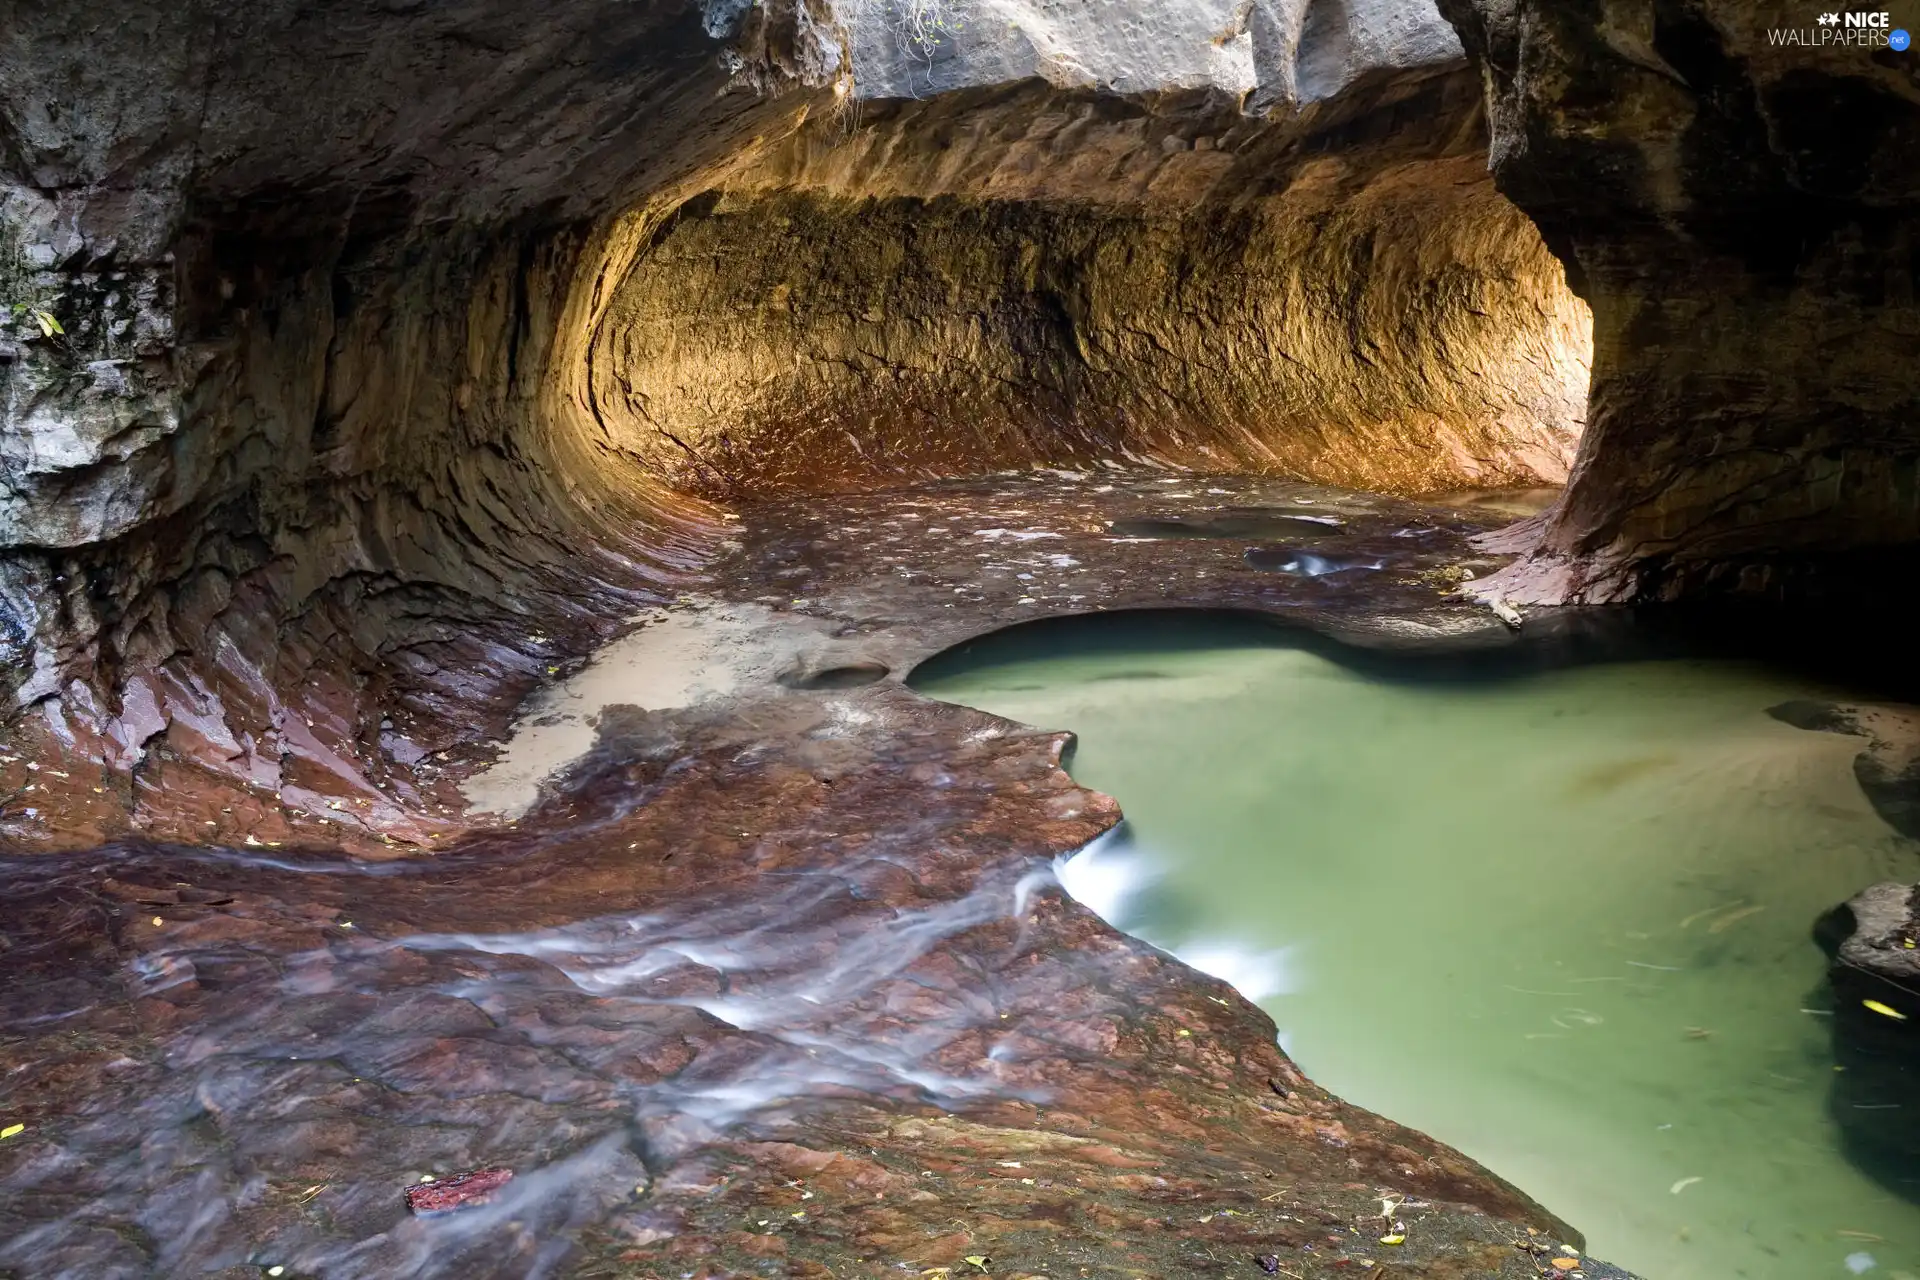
[1440,0,1920,604]
[0,475,1647,1280]
[406,1167,516,1215]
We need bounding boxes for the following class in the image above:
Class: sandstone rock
[592,79,1588,500]
[1440,0,1920,603]
[0,0,1580,828]
[0,0,816,807]
[1770,699,1920,838]
[1818,879,1920,1196]
[839,0,1463,106]
[405,1167,516,1214]
[1826,880,1920,1003]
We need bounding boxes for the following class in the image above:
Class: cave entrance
[583,101,1593,506]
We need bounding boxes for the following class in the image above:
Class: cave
[1,1,1917,1276]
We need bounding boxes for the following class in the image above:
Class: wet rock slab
[0,472,1638,1278]
[704,469,1532,675]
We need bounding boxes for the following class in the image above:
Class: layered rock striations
[9,5,1897,1275]
[1440,0,1920,602]
[0,0,1590,844]
[0,0,829,843]
[591,76,1588,498]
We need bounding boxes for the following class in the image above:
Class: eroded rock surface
[0,470,1638,1279]
[0,717,1612,1277]
[1441,0,1920,603]
[0,0,1596,842]
[8,1,1904,1273]
[838,0,1463,106]
[593,78,1587,499]
[1,0,826,845]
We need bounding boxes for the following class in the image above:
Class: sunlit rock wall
[0,0,1585,844]
[590,77,1590,497]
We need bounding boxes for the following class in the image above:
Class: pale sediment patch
[461,599,839,817]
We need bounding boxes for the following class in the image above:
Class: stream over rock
[4,0,1918,1275]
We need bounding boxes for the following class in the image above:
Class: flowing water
[913,612,1920,1280]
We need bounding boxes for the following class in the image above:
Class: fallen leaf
[1864,999,1907,1021]
[0,1123,24,1140]
[1551,1260,1580,1272]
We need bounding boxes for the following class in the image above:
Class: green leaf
[32,309,63,337]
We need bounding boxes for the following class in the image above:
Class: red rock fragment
[404,1167,514,1214]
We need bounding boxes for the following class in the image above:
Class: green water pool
[913,613,1920,1280]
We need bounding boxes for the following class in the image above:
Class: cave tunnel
[2,0,1919,1276]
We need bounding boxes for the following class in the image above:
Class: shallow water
[913,613,1920,1280]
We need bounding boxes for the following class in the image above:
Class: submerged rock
[1771,700,1920,839]
[1819,881,1920,1200]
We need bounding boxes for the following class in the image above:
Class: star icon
[1819,11,1840,23]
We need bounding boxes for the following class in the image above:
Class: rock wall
[1440,0,1920,602]
[0,0,829,844]
[839,0,1464,104]
[591,78,1589,498]
[0,0,1596,845]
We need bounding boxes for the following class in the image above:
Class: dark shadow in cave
[907,601,1920,702]
[1816,902,1920,1206]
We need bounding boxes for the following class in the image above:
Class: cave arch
[0,0,1597,847]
